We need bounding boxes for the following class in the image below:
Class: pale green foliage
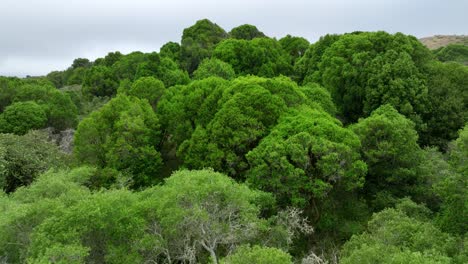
[0,167,93,263]
[140,169,275,263]
[221,245,292,264]
[0,131,67,193]
[341,200,461,264]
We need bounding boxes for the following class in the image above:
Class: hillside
[420,35,468,49]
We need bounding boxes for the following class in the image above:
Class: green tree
[178,76,310,178]
[0,131,66,193]
[29,189,146,264]
[304,32,431,124]
[0,167,93,263]
[0,101,47,135]
[193,58,236,80]
[433,44,468,65]
[221,245,292,264]
[341,200,461,264]
[118,76,166,109]
[141,169,274,264]
[181,19,228,73]
[229,24,266,40]
[74,95,162,187]
[351,105,423,209]
[246,106,366,213]
[434,125,468,235]
[421,61,468,149]
[160,41,181,63]
[213,38,293,77]
[82,65,119,97]
[279,35,310,63]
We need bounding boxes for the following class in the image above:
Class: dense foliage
[0,19,466,263]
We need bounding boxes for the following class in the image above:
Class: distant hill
[420,35,468,49]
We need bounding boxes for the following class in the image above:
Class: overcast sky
[1,0,466,77]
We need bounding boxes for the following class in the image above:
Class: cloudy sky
[1,0,466,76]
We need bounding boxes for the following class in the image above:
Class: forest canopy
[0,19,467,264]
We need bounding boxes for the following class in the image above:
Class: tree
[0,131,66,193]
[300,83,337,115]
[193,58,236,80]
[433,44,468,65]
[178,76,310,178]
[303,32,431,124]
[341,200,461,264]
[246,106,366,214]
[82,65,119,97]
[433,125,468,235]
[74,95,162,187]
[141,169,274,264]
[229,24,266,40]
[279,35,310,63]
[118,76,166,110]
[180,19,228,73]
[0,167,94,263]
[11,83,78,131]
[351,105,423,209]
[221,245,292,264]
[421,61,468,149]
[160,41,181,63]
[0,101,47,135]
[29,189,147,264]
[213,38,293,77]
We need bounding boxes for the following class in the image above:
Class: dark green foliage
[74,95,162,188]
[246,106,366,209]
[351,105,423,209]
[434,44,468,65]
[299,32,432,126]
[229,24,266,40]
[83,52,189,97]
[157,77,230,146]
[178,76,311,178]
[421,61,468,149]
[160,41,181,63]
[118,76,166,109]
[279,35,310,63]
[0,101,47,135]
[434,125,468,235]
[193,58,236,80]
[0,131,66,193]
[181,19,228,73]
[12,84,78,131]
[213,38,293,77]
[82,65,119,97]
[294,34,341,84]
[300,83,337,115]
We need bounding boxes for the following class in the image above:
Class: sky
[0,0,467,77]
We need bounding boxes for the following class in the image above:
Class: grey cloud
[0,0,466,76]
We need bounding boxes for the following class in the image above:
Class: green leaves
[74,95,163,188]
[246,106,366,209]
